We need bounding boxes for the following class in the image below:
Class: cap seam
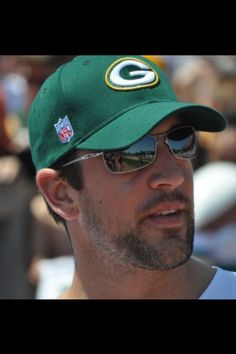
[58,63,71,117]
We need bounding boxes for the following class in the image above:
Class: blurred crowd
[1,55,236,298]
[0,56,74,298]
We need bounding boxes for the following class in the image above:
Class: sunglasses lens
[168,127,197,158]
[103,127,196,174]
[103,136,156,173]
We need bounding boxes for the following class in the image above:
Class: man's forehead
[150,115,181,135]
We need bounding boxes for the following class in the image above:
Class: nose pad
[148,140,185,190]
[152,137,173,165]
[161,136,173,154]
[153,139,174,165]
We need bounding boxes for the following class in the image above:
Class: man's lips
[141,202,186,228]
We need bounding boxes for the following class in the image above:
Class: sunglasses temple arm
[62,152,103,167]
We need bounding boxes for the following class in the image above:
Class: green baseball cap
[28,55,227,170]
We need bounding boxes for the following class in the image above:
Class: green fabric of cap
[28,55,227,170]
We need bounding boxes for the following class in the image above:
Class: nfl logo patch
[54,116,74,143]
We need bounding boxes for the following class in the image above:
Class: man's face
[77,116,195,270]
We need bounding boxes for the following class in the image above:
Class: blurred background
[1,55,236,299]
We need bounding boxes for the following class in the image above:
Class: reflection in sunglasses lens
[103,127,196,173]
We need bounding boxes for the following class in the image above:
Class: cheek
[83,167,138,220]
[95,178,135,210]
[182,161,194,195]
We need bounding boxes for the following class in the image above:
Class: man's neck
[58,257,216,299]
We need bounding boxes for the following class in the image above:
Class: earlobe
[36,168,79,220]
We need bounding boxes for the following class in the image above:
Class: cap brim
[76,101,227,151]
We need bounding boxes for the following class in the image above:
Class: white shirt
[200,267,236,299]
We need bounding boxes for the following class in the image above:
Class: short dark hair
[43,149,84,227]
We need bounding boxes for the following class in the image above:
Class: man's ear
[36,168,79,220]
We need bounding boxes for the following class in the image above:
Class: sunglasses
[62,125,197,174]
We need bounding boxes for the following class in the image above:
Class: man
[28,55,236,299]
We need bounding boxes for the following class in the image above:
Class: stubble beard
[79,190,195,271]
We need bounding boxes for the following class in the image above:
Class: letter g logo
[105,57,159,91]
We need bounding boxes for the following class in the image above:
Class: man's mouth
[142,203,186,228]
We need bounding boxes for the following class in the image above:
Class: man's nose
[147,140,185,190]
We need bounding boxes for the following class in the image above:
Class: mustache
[137,190,192,214]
